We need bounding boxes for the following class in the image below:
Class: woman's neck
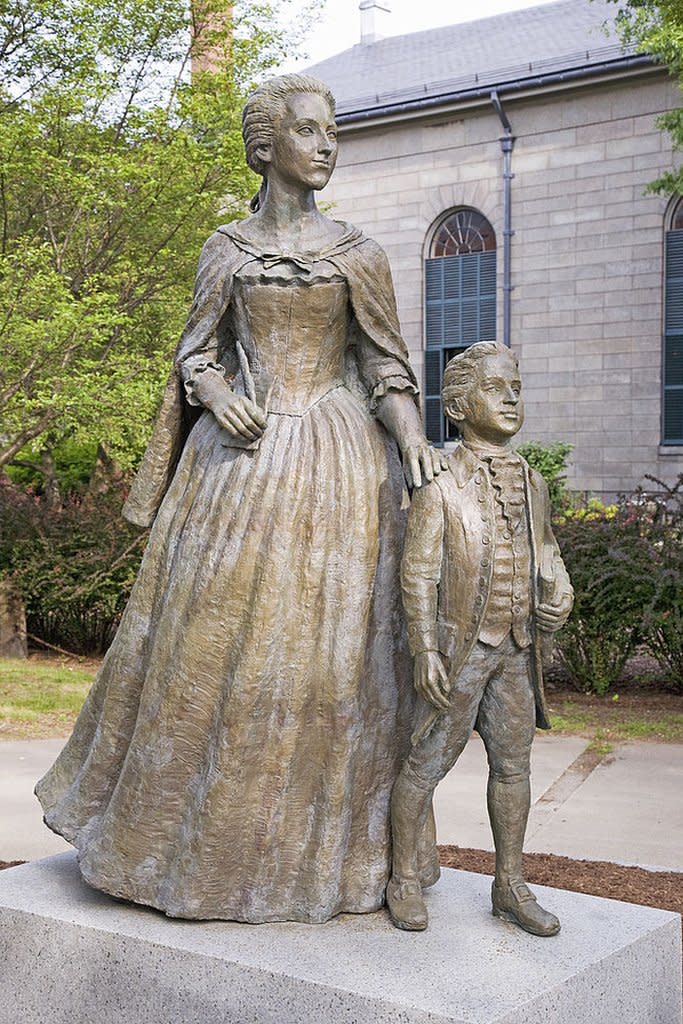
[253,178,326,249]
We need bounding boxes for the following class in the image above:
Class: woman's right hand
[192,371,267,442]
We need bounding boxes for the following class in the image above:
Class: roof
[304,0,650,120]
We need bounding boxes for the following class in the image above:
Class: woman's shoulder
[197,222,244,264]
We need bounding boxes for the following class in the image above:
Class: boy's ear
[444,401,464,422]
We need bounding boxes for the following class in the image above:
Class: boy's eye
[327,130,337,141]
[297,125,314,136]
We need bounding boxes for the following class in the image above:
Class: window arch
[664,197,683,444]
[424,208,497,445]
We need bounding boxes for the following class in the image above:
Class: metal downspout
[491,90,515,348]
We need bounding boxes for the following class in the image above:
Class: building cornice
[336,55,663,133]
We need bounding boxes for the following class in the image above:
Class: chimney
[359,1,391,45]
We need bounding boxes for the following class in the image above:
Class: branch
[0,410,59,469]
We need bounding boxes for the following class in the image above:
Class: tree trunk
[0,579,27,659]
[41,448,61,512]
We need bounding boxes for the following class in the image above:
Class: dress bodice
[227,270,350,416]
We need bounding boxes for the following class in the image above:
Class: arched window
[664,198,683,444]
[424,208,497,445]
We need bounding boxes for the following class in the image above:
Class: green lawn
[0,658,95,738]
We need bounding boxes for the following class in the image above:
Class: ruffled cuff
[369,374,419,412]
[180,358,227,407]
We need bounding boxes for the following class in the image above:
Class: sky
[287,0,560,69]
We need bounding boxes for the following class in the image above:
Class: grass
[1,656,682,744]
[549,696,683,744]
[0,657,95,739]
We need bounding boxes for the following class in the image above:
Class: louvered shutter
[664,231,683,444]
[423,251,496,444]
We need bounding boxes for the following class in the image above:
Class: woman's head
[242,74,336,177]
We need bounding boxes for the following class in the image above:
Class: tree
[0,0,319,487]
[608,0,683,195]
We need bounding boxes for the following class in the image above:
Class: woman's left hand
[402,443,449,489]
[374,391,449,488]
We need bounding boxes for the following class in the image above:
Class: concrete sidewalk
[1,736,682,871]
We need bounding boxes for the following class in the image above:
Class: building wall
[320,72,683,496]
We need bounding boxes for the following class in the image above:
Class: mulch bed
[438,845,683,916]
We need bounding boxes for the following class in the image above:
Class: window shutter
[664,231,683,443]
[424,243,497,446]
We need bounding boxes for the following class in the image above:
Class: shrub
[0,478,145,655]
[516,440,573,515]
[553,476,683,695]
[635,475,683,692]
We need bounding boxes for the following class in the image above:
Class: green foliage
[608,0,683,195]
[636,475,683,690]
[6,440,100,491]
[0,0,319,479]
[554,474,683,694]
[516,440,573,514]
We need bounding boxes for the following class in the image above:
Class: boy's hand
[536,588,573,633]
[414,651,451,710]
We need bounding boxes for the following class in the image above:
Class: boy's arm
[401,482,451,710]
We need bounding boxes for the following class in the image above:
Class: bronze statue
[388,342,573,935]
[35,74,445,923]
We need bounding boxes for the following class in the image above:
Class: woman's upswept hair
[242,74,336,211]
[442,342,518,411]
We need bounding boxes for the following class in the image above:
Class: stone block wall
[321,71,683,496]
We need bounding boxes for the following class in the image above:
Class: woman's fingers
[241,397,268,430]
[219,408,260,440]
[404,444,448,488]
[217,396,266,439]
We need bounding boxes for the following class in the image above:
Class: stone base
[0,852,680,1024]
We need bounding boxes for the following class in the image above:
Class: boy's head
[442,342,524,446]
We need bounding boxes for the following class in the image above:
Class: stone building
[306,0,683,496]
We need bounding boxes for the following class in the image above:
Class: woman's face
[266,92,338,190]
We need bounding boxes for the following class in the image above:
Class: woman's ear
[256,143,272,168]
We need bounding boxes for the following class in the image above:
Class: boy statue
[387,342,573,935]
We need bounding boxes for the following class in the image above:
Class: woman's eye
[297,126,314,136]
[327,131,337,141]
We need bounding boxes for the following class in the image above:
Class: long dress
[35,222,436,923]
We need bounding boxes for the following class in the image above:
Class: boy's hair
[442,342,518,412]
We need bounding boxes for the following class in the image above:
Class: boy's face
[447,352,524,446]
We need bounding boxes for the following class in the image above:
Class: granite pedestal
[0,852,680,1024]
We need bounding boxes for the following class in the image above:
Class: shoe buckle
[395,879,421,900]
[509,879,534,903]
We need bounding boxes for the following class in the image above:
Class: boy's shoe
[491,878,560,937]
[386,876,428,931]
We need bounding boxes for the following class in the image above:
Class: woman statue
[36,74,444,923]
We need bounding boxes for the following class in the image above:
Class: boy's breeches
[404,635,537,792]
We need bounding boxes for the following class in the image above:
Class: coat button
[481,559,490,568]
[465,631,473,641]
[513,605,521,615]
[482,536,490,545]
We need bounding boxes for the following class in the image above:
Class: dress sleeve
[174,229,238,405]
[339,238,419,410]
